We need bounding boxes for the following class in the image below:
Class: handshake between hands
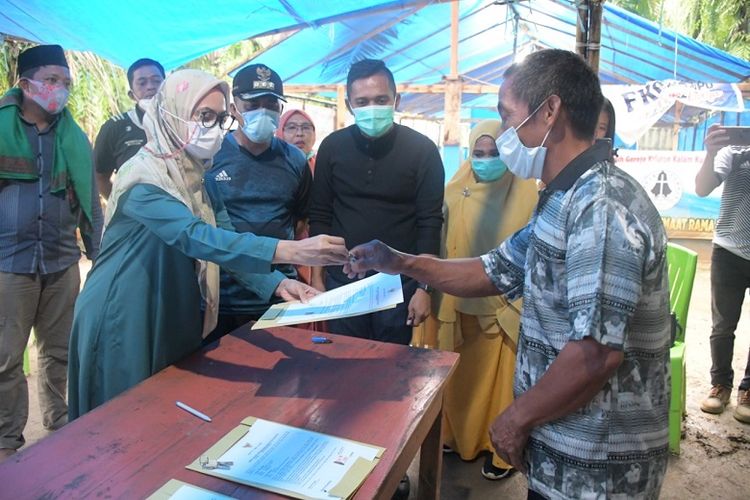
[272,236,403,303]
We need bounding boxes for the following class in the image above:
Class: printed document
[253,272,403,329]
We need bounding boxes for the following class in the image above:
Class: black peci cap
[232,64,286,102]
[17,44,68,77]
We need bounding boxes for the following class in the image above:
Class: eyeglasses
[197,110,236,130]
[283,124,314,134]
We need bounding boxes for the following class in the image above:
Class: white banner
[602,81,744,145]
[616,149,722,239]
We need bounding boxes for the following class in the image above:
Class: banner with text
[603,81,744,145]
[617,150,721,239]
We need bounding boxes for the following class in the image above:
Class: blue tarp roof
[233,0,750,115]
[2,0,749,116]
[0,0,443,69]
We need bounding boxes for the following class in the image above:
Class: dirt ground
[18,239,750,499]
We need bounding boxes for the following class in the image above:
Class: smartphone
[722,126,750,146]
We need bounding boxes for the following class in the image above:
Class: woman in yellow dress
[413,119,538,479]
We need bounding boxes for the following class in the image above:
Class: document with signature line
[252,272,404,329]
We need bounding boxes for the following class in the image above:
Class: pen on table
[312,336,332,344]
[176,401,212,422]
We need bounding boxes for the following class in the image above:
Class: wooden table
[0,325,458,499]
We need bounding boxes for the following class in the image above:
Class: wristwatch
[417,282,434,294]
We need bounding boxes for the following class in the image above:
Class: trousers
[709,245,750,390]
[0,264,79,449]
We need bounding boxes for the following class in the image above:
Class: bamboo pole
[285,83,498,94]
[588,1,602,73]
[575,0,589,61]
[672,102,683,151]
[443,0,461,148]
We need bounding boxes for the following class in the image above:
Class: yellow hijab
[434,119,538,347]
[106,69,230,338]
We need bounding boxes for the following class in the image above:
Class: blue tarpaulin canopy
[231,0,750,115]
[0,0,445,69]
[2,0,749,119]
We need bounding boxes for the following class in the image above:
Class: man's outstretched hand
[343,240,402,279]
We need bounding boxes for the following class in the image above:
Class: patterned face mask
[23,79,70,114]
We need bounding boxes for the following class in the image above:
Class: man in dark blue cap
[0,44,103,461]
[202,63,314,342]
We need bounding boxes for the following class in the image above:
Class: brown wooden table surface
[0,325,458,499]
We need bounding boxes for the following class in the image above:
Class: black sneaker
[442,444,455,453]
[481,454,514,480]
[391,474,410,500]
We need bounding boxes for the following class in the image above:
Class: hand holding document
[253,272,403,329]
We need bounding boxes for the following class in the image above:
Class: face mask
[240,108,279,143]
[23,79,69,114]
[352,105,394,138]
[185,122,225,161]
[471,157,507,183]
[495,100,552,180]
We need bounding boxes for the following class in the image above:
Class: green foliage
[65,52,131,139]
[178,39,260,82]
[610,0,750,60]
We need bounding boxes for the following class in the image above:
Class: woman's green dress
[68,183,279,419]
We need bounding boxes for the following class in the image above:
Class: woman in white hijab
[68,70,347,419]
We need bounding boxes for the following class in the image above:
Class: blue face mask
[241,108,279,144]
[471,157,507,182]
[352,105,394,138]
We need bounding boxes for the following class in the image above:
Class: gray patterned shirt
[482,142,670,500]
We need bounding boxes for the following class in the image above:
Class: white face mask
[241,108,279,143]
[495,99,552,180]
[185,122,224,161]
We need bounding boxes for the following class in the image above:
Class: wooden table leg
[417,402,444,500]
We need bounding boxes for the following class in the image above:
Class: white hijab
[106,69,230,338]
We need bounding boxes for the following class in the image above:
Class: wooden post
[575,0,589,61]
[443,0,461,149]
[335,84,347,131]
[588,0,602,73]
[672,102,683,150]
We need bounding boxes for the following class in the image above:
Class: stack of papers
[253,272,404,329]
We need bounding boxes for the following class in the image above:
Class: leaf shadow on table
[177,330,456,410]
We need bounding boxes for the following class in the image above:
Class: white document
[146,479,236,500]
[253,272,403,329]
[216,419,379,500]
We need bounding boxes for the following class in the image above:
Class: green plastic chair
[666,242,698,455]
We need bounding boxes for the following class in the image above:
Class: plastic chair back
[666,243,698,344]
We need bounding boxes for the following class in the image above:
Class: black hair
[601,97,616,141]
[127,58,165,88]
[503,49,603,140]
[346,59,396,97]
